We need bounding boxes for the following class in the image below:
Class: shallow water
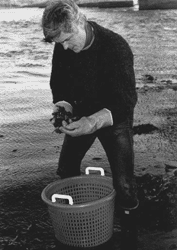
[0,7,177,84]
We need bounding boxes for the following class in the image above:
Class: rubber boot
[120,208,138,250]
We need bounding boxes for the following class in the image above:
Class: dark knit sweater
[50,21,137,124]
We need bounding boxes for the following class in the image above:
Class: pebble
[165,161,177,169]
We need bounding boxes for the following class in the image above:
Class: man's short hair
[42,0,86,42]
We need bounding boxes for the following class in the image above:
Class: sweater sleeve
[49,44,71,104]
[103,41,137,123]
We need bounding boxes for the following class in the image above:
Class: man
[42,0,139,248]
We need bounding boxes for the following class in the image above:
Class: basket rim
[41,175,116,209]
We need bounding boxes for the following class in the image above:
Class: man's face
[53,23,86,53]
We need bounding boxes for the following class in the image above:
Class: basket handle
[85,167,105,176]
[51,194,74,205]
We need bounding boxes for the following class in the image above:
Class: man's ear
[70,21,78,33]
[80,18,86,29]
[73,18,85,30]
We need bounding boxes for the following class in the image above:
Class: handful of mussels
[51,106,73,128]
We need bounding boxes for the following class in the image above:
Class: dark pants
[57,119,138,209]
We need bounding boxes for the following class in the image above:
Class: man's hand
[59,109,113,137]
[53,101,73,114]
[50,101,73,133]
[59,117,96,137]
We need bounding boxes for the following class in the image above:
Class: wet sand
[1,79,177,249]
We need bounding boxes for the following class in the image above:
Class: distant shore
[0,0,134,9]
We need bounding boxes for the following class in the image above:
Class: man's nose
[62,41,69,50]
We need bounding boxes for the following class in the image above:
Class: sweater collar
[82,21,95,51]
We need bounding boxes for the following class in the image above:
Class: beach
[1,81,177,250]
[1,6,177,250]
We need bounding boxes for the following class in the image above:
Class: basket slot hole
[50,182,113,205]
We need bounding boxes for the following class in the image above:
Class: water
[0,7,177,124]
[0,7,177,85]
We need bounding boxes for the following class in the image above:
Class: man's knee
[56,164,81,178]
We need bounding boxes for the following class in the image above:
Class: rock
[165,161,177,170]
[133,123,159,135]
[171,85,177,91]
[136,174,177,230]
[144,74,154,82]
[166,80,173,85]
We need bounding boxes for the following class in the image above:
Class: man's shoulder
[89,21,131,51]
[89,21,125,41]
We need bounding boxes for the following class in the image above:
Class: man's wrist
[88,108,113,131]
[104,108,113,126]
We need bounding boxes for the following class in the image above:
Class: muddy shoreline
[1,77,177,249]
